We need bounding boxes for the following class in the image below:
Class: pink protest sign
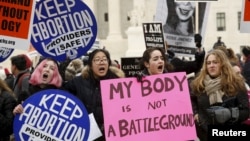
[100,72,197,141]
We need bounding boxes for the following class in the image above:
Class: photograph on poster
[163,1,195,36]
[154,0,209,57]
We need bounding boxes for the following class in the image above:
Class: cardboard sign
[142,22,165,49]
[0,1,36,50]
[100,72,197,141]
[31,0,97,62]
[14,89,90,141]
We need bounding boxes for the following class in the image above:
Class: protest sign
[0,0,36,50]
[142,22,165,49]
[154,0,209,57]
[100,72,197,141]
[240,0,250,33]
[31,0,97,62]
[121,57,142,77]
[14,89,90,141]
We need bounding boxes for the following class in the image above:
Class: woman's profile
[163,1,195,36]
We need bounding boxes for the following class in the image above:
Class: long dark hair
[140,47,173,72]
[87,49,112,67]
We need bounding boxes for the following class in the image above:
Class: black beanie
[242,46,250,57]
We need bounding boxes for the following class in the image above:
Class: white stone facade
[84,0,250,61]
[1,0,250,69]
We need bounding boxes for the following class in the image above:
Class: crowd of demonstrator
[1,36,250,141]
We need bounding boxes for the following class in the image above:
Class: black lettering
[154,78,164,93]
[116,114,194,137]
[80,30,86,36]
[110,81,133,100]
[130,120,137,135]
[110,82,124,99]
[174,75,186,91]
[141,79,152,97]
[59,44,65,50]
[119,119,129,137]
[108,125,116,137]
[86,28,91,35]
[159,115,168,129]
[148,118,155,132]
[164,77,174,91]
[25,126,31,132]
[168,115,176,129]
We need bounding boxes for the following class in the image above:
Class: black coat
[170,50,205,74]
[242,56,250,87]
[0,90,17,140]
[63,66,125,140]
[4,75,14,90]
[191,90,249,141]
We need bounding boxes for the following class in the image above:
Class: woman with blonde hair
[190,49,249,141]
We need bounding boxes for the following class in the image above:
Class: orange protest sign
[0,1,34,39]
[244,0,250,21]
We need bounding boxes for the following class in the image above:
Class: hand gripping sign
[31,0,97,62]
[14,89,90,141]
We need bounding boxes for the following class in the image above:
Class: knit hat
[10,54,32,71]
[242,46,250,57]
[21,54,32,68]
[65,59,84,81]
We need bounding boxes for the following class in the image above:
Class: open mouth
[43,73,48,79]
[158,65,163,71]
[179,8,190,15]
[99,67,105,72]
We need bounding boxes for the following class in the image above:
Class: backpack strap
[17,72,30,90]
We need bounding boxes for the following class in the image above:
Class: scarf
[204,75,224,105]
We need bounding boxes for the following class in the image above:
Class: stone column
[106,0,123,40]
[83,0,98,24]
[125,0,146,57]
[125,27,145,57]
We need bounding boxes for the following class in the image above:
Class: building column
[106,0,123,40]
[125,0,146,57]
[83,0,98,22]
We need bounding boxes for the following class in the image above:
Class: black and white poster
[154,0,209,57]
[142,22,165,49]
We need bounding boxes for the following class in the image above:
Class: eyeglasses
[93,58,108,64]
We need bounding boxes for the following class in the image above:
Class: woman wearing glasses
[63,49,125,141]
